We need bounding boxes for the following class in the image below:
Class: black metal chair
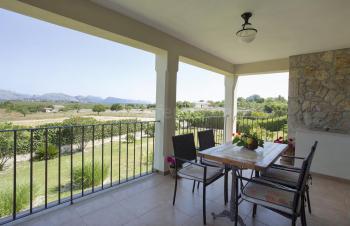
[260,143,318,214]
[197,129,229,205]
[235,141,318,226]
[172,133,225,225]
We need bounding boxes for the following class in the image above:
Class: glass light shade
[236,28,257,43]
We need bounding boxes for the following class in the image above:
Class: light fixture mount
[236,12,258,43]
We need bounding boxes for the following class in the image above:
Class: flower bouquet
[232,132,264,150]
[274,137,295,165]
[166,156,177,178]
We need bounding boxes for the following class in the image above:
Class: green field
[0,137,154,218]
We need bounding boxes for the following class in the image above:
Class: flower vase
[280,144,295,165]
[169,167,177,178]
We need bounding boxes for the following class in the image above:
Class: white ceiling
[92,0,350,64]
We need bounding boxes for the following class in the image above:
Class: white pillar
[154,52,179,173]
[224,75,238,143]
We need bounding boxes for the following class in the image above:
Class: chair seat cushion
[201,158,225,168]
[242,179,297,214]
[178,164,223,183]
[261,167,299,187]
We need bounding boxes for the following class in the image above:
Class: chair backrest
[296,141,318,191]
[198,130,216,151]
[172,133,197,166]
[293,141,318,212]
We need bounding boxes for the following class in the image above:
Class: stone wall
[288,48,350,137]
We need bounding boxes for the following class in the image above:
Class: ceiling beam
[234,58,289,76]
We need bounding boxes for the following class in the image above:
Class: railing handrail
[177,115,224,119]
[0,120,160,133]
[237,115,287,119]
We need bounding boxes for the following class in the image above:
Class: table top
[197,142,288,171]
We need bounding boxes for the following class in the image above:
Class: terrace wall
[288,48,350,137]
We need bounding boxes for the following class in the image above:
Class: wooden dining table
[197,142,288,225]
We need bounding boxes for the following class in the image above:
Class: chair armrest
[238,175,299,194]
[271,164,302,173]
[281,155,304,160]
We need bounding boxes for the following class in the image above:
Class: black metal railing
[0,120,158,224]
[176,116,225,146]
[236,116,288,141]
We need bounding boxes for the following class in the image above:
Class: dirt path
[9,116,155,127]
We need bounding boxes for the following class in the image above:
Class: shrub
[144,124,155,137]
[34,144,59,161]
[258,117,287,132]
[73,162,109,189]
[0,184,31,217]
[126,133,135,143]
[236,120,252,134]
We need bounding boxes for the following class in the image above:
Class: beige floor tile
[81,203,136,226]
[121,182,172,217]
[134,202,190,226]
[73,194,116,217]
[11,174,350,226]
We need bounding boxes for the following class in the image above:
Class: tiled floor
[11,172,350,226]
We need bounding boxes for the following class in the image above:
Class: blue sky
[0,9,288,102]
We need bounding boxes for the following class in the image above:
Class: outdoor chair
[235,141,318,226]
[197,129,229,205]
[260,142,318,214]
[172,133,225,225]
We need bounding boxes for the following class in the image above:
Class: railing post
[154,51,178,174]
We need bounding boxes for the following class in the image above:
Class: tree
[176,101,195,109]
[59,117,99,152]
[92,104,106,115]
[147,104,156,109]
[0,126,13,171]
[15,107,29,117]
[110,104,123,111]
[247,94,264,103]
[72,103,81,113]
[0,123,30,171]
[125,105,132,112]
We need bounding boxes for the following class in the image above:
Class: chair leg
[192,180,196,193]
[197,181,200,189]
[292,217,296,226]
[203,184,206,225]
[306,185,312,214]
[301,195,307,226]
[172,175,178,205]
[301,205,307,226]
[252,170,259,217]
[252,204,257,217]
[234,173,238,226]
[224,169,228,205]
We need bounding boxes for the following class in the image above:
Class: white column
[154,52,179,173]
[224,75,238,143]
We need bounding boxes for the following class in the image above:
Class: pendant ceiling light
[236,12,257,43]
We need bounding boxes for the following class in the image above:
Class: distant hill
[0,89,150,104]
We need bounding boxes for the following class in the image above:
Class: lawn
[0,126,224,219]
[0,137,154,218]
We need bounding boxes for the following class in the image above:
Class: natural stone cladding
[288,48,350,137]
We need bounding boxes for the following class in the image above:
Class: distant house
[194,101,210,109]
[42,107,54,113]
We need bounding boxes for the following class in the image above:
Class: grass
[0,137,154,218]
[0,184,33,218]
[0,126,222,219]
[72,161,110,189]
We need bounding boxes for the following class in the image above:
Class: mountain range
[0,90,150,104]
